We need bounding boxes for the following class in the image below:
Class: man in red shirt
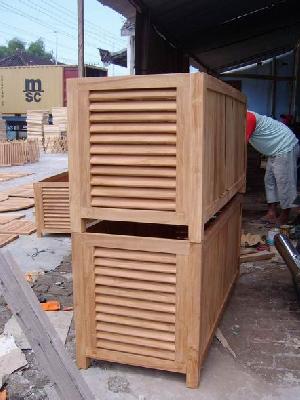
[246,111,299,224]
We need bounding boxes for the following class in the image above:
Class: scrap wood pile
[0,139,39,166]
[0,179,36,247]
[240,232,275,262]
[44,107,68,153]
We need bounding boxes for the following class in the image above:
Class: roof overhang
[98,0,300,72]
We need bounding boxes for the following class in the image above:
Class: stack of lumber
[26,110,49,145]
[44,107,68,153]
[52,107,67,132]
[0,115,6,141]
[0,140,39,166]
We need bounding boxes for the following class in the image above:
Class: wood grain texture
[0,214,25,224]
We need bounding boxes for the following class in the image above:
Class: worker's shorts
[265,143,300,209]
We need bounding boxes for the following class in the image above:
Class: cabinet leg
[186,360,200,388]
[76,352,91,369]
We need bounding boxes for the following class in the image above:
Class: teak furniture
[34,172,70,236]
[68,72,246,388]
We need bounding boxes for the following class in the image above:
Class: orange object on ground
[40,301,61,311]
[0,389,7,400]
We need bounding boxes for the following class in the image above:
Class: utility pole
[54,30,58,65]
[78,0,85,77]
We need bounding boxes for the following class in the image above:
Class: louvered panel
[94,246,177,361]
[41,187,70,231]
[89,87,177,212]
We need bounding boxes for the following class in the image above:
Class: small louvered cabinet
[72,195,242,388]
[34,172,70,236]
[68,72,246,242]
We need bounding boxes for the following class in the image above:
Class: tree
[28,38,53,61]
[0,37,54,62]
[0,37,26,58]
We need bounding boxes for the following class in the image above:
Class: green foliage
[0,37,54,62]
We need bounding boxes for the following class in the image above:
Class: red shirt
[246,111,256,142]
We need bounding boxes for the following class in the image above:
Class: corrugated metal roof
[98,0,300,72]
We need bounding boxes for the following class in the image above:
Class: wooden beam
[78,0,85,77]
[0,251,95,400]
[222,73,294,81]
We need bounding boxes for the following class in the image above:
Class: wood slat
[90,144,176,156]
[91,197,175,211]
[95,288,176,306]
[96,322,175,342]
[96,339,175,361]
[90,176,175,188]
[94,248,176,264]
[89,112,176,123]
[89,101,176,112]
[95,303,175,323]
[90,166,176,177]
[90,133,176,144]
[95,294,175,314]
[94,257,176,273]
[95,266,176,284]
[94,276,176,293]
[96,331,175,351]
[89,124,176,133]
[91,187,175,200]
[90,155,176,167]
[89,89,176,101]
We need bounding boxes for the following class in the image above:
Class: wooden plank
[0,234,19,248]
[0,219,36,235]
[0,214,25,224]
[0,198,34,212]
[240,251,275,263]
[0,251,95,400]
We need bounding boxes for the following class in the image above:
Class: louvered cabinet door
[72,233,194,375]
[69,74,193,230]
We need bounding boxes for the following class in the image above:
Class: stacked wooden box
[68,73,246,388]
[34,172,70,236]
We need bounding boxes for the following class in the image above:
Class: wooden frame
[72,194,242,388]
[68,73,246,242]
[34,172,70,236]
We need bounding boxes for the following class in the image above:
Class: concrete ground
[1,154,300,399]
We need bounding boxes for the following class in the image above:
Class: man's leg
[264,156,278,222]
[273,144,299,224]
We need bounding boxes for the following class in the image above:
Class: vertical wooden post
[78,0,85,77]
[271,56,277,118]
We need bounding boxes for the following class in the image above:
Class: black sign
[23,79,44,102]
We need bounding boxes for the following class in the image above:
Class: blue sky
[0,0,127,75]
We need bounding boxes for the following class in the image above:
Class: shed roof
[99,0,300,72]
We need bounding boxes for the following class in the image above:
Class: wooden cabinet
[34,172,70,236]
[72,195,242,388]
[68,73,246,242]
[67,72,246,388]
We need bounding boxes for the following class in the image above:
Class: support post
[78,0,85,77]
